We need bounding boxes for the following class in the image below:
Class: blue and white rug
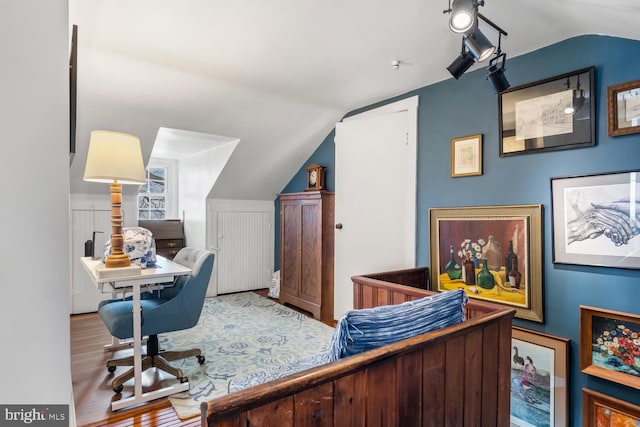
[163,292,334,419]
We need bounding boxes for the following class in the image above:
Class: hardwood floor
[70,311,201,427]
[70,289,313,427]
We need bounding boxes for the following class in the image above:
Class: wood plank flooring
[70,310,201,427]
[71,289,315,427]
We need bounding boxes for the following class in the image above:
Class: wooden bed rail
[201,267,515,426]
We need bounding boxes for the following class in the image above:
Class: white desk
[80,256,192,411]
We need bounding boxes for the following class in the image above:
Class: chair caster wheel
[107,366,116,373]
[197,355,205,365]
[180,376,189,384]
[113,384,123,394]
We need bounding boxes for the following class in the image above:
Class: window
[138,166,167,220]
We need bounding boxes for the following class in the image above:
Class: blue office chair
[98,247,215,393]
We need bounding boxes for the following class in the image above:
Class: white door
[334,97,418,318]
[207,199,274,297]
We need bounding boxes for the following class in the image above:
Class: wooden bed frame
[201,267,515,426]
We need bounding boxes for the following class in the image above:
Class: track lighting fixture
[486,53,510,94]
[447,41,475,79]
[464,29,495,62]
[449,0,478,33]
[444,0,509,92]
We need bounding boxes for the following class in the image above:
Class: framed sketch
[511,327,570,427]
[580,306,640,390]
[451,134,482,177]
[551,169,640,269]
[428,204,543,322]
[607,79,640,136]
[582,388,640,426]
[499,66,595,157]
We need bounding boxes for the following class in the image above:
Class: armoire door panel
[281,202,301,296]
[300,202,322,302]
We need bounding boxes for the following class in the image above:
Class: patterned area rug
[163,292,335,419]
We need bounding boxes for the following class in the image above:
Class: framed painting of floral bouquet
[428,204,543,322]
[580,306,640,390]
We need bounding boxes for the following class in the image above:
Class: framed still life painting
[511,327,570,427]
[580,306,640,390]
[428,204,543,322]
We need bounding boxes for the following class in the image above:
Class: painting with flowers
[581,306,640,390]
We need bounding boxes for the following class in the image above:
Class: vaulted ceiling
[68,0,640,199]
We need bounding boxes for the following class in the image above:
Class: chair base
[106,334,205,393]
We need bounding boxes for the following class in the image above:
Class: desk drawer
[155,239,184,258]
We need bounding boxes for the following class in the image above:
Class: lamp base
[95,264,142,279]
[105,253,132,268]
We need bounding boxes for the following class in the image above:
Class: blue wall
[278,35,640,425]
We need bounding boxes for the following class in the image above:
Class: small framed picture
[511,326,570,427]
[582,388,640,426]
[580,305,640,390]
[451,134,482,177]
[607,79,640,136]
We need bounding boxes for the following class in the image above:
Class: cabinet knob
[335,223,343,230]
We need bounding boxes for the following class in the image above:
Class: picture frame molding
[580,305,640,390]
[499,66,595,157]
[511,326,570,427]
[451,133,483,177]
[428,204,544,322]
[582,387,640,426]
[607,78,640,137]
[551,169,640,269]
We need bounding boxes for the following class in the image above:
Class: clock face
[309,170,317,185]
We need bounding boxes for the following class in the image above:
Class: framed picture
[551,169,640,269]
[511,326,570,427]
[451,134,482,177]
[580,305,640,390]
[499,66,595,157]
[607,79,640,137]
[428,204,543,322]
[582,388,640,426]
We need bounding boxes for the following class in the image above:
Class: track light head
[449,0,477,33]
[464,30,495,62]
[447,50,475,79]
[486,54,510,94]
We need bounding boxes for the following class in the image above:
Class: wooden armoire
[279,190,334,321]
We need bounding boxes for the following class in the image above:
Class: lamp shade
[84,130,145,184]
